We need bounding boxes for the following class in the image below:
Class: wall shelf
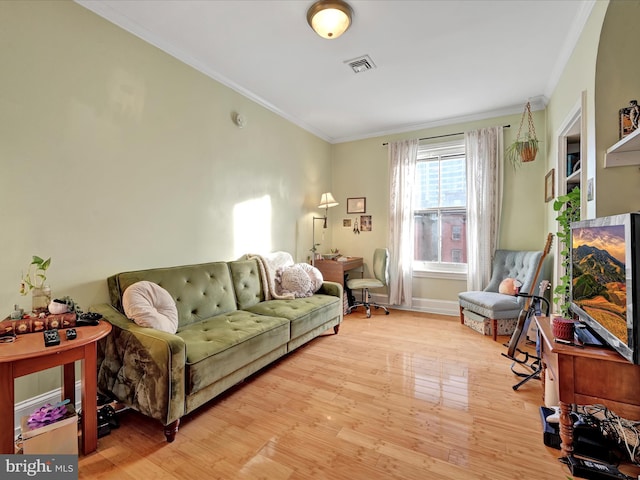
[605,127,640,167]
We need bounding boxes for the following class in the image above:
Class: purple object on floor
[27,402,69,428]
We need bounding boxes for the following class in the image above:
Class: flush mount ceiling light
[306,0,353,39]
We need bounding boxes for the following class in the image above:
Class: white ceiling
[76,0,595,144]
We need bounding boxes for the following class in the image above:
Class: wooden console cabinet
[536,316,640,457]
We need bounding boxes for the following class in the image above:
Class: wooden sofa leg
[459,305,465,324]
[164,419,180,443]
[334,324,340,334]
[492,319,498,342]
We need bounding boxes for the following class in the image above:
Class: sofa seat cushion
[245,294,341,339]
[176,310,289,395]
[458,291,523,319]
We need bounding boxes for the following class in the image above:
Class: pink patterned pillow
[498,278,521,296]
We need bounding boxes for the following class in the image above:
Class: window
[413,140,467,274]
[451,225,461,241]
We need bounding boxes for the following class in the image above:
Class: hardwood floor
[79,310,592,479]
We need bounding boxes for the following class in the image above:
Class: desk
[0,321,112,455]
[314,257,363,287]
[536,316,640,457]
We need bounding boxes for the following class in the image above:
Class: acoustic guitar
[505,233,553,359]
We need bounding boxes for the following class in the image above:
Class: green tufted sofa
[91,258,343,442]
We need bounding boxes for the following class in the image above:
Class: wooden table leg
[81,343,98,455]
[0,362,14,453]
[62,362,75,405]
[559,401,574,457]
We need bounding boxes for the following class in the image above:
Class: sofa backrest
[228,258,264,309]
[108,262,238,329]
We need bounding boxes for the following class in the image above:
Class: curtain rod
[382,124,510,146]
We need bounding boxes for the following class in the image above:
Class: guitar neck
[523,233,553,311]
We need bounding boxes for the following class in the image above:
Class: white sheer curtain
[464,126,504,291]
[387,139,419,307]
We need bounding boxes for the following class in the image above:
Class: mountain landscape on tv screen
[572,229,627,343]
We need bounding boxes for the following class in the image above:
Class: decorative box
[462,309,518,337]
[21,404,78,455]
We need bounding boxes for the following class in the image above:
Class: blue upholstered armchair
[458,250,543,341]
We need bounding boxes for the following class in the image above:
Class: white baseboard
[14,382,82,438]
[368,293,459,317]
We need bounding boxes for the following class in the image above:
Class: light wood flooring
[79,310,602,479]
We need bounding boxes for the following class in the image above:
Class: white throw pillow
[279,264,314,298]
[298,263,324,292]
[122,281,178,334]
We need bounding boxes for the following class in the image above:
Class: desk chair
[346,248,390,318]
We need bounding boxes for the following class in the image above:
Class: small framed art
[545,169,555,203]
[360,215,372,232]
[347,197,366,214]
[619,100,640,139]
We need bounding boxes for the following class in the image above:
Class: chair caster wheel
[385,311,390,315]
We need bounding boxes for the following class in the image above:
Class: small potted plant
[19,255,52,314]
[506,101,539,168]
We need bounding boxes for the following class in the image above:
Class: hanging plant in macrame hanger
[506,101,539,168]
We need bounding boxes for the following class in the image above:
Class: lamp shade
[307,0,353,39]
[318,192,339,209]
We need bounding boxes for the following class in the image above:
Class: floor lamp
[312,192,338,266]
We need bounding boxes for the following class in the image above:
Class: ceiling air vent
[345,55,376,74]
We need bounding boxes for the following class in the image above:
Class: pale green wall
[330,110,548,304]
[544,0,607,314]
[0,1,331,402]
[594,0,640,216]
[545,1,607,223]
[545,0,640,222]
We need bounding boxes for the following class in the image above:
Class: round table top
[0,320,111,363]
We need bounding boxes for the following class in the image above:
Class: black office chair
[346,248,390,318]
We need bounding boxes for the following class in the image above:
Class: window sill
[413,269,467,281]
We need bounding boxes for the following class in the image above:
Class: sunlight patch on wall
[233,195,272,258]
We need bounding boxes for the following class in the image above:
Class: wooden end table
[0,321,111,455]
[536,315,640,457]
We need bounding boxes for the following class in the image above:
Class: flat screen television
[569,212,640,364]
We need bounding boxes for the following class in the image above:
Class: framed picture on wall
[360,215,372,231]
[587,177,594,201]
[347,197,366,214]
[619,100,639,139]
[545,169,554,203]
[342,218,352,228]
